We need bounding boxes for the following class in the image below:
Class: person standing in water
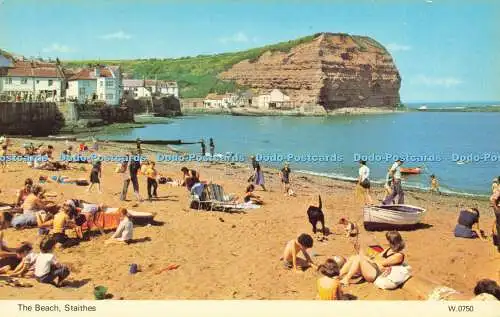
[383,159,405,205]
[250,155,266,191]
[209,138,215,157]
[200,140,206,156]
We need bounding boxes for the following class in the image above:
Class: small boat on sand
[364,204,426,230]
[400,167,422,174]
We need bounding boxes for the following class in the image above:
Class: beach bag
[374,264,412,290]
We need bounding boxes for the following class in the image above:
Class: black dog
[307,195,326,236]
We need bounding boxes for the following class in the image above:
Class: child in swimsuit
[316,259,343,300]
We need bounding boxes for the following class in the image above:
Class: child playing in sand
[105,208,133,244]
[281,233,316,272]
[6,243,38,278]
[34,238,70,287]
[316,258,343,300]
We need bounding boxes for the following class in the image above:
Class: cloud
[99,31,132,40]
[411,75,463,87]
[42,43,74,53]
[219,32,252,44]
[386,43,412,51]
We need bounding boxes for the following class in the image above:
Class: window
[106,80,114,88]
[79,87,86,96]
[100,81,103,87]
[48,80,53,86]
[21,78,28,84]
[5,78,12,84]
[106,94,114,100]
[36,80,40,84]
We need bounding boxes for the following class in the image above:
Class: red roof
[5,59,64,78]
[68,66,115,81]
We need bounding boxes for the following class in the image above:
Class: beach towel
[81,211,121,231]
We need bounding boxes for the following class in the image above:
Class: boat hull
[363,204,426,231]
[400,167,421,174]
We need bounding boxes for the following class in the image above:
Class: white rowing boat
[363,204,426,230]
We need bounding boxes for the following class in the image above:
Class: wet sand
[0,139,498,300]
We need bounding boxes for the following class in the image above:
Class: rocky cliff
[219,33,401,110]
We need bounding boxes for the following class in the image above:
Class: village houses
[66,65,123,106]
[0,53,66,102]
[203,93,238,108]
[123,79,179,99]
[252,89,291,110]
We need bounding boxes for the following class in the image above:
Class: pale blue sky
[1,0,498,102]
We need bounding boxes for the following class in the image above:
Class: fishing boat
[400,167,422,174]
[363,204,426,230]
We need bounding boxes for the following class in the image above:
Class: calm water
[98,112,500,196]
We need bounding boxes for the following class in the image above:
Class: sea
[97,102,500,197]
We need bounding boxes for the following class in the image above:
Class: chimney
[94,67,100,77]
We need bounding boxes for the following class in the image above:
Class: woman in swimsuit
[339,231,405,286]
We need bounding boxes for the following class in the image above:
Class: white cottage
[0,58,66,101]
[66,66,122,106]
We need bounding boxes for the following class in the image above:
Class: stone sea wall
[0,102,64,136]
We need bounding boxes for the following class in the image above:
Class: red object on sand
[81,211,121,231]
[155,264,180,274]
[400,167,422,174]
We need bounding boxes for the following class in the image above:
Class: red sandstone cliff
[219,33,401,110]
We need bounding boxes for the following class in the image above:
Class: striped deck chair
[210,184,239,212]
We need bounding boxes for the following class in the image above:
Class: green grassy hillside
[64,33,386,98]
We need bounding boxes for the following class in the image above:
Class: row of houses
[0,49,178,106]
[202,89,292,110]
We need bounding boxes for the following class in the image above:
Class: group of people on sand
[281,229,412,300]
[357,159,444,206]
[357,159,407,206]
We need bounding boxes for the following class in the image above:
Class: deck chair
[189,183,213,210]
[210,184,240,212]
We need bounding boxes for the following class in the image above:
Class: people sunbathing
[339,231,406,286]
[243,184,263,205]
[14,178,33,207]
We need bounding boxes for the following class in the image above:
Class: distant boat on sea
[418,105,428,111]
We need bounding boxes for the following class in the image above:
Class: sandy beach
[0,139,498,300]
